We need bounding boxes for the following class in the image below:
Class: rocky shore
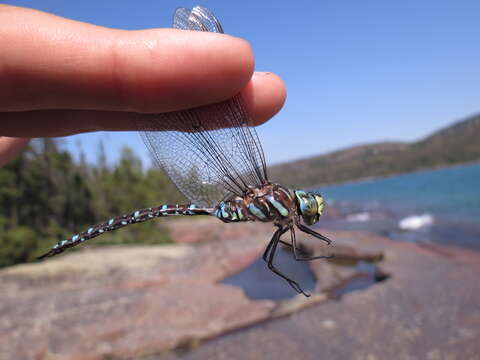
[0,218,479,360]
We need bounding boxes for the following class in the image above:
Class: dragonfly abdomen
[38,204,213,259]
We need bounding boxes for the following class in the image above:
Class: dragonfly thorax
[215,183,295,223]
[214,184,325,226]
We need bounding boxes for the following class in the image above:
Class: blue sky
[6,0,480,166]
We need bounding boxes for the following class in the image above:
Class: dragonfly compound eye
[314,194,325,216]
[294,190,320,225]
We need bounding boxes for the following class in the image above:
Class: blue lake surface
[318,163,480,221]
[314,163,480,250]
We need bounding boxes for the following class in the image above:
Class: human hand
[0,5,286,164]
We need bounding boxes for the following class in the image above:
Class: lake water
[315,163,480,251]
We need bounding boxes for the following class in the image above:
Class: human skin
[0,5,286,165]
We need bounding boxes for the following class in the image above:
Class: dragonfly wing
[173,6,224,33]
[139,96,268,207]
[172,7,191,30]
[138,6,268,207]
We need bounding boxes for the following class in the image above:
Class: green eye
[294,190,320,225]
[303,198,317,216]
[315,195,324,216]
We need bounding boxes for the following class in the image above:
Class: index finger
[0,5,254,113]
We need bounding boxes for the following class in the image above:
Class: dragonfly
[39,5,332,296]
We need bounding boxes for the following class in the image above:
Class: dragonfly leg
[262,235,275,262]
[296,222,333,245]
[262,226,289,262]
[266,226,310,297]
[278,239,301,251]
[290,226,332,261]
[278,237,311,257]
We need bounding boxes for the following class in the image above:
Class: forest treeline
[0,139,184,268]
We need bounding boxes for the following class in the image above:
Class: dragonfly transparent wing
[138,6,267,207]
[173,6,224,33]
[172,7,191,30]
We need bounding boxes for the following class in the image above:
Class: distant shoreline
[311,160,480,190]
[269,113,480,190]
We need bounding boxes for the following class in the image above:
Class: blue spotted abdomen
[39,203,212,259]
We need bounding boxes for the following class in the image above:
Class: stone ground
[159,226,480,360]
[0,219,479,360]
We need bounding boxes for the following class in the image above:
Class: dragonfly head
[294,190,325,226]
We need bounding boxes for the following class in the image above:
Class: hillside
[268,113,480,188]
